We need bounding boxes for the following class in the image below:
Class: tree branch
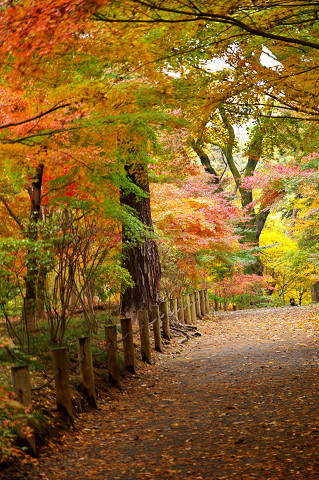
[260,114,319,121]
[0,196,24,231]
[0,127,77,145]
[95,1,319,50]
[0,103,71,130]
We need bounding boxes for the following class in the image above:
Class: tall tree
[121,162,161,315]
[0,11,175,317]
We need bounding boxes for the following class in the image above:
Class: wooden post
[160,300,170,340]
[120,317,136,374]
[138,310,152,364]
[173,297,178,318]
[214,298,219,311]
[105,324,120,385]
[51,347,73,421]
[177,295,185,323]
[183,294,191,325]
[189,293,197,324]
[311,283,319,302]
[151,304,163,352]
[11,365,36,455]
[204,289,210,314]
[170,296,178,318]
[78,336,97,408]
[199,290,207,315]
[195,291,202,318]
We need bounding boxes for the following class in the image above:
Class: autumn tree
[0,6,181,319]
[1,0,319,317]
[151,167,243,293]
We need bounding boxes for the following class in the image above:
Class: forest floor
[2,304,319,480]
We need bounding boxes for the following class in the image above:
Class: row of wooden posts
[10,289,210,455]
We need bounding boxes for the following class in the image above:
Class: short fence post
[205,289,210,314]
[199,289,207,315]
[160,300,170,340]
[171,297,178,318]
[195,291,202,318]
[78,336,97,408]
[138,310,152,364]
[183,294,191,325]
[11,365,36,455]
[151,304,163,352]
[105,324,120,385]
[51,347,73,421]
[214,298,219,311]
[311,283,319,302]
[177,295,185,323]
[120,317,136,374]
[190,293,197,324]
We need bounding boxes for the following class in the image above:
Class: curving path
[3,305,319,480]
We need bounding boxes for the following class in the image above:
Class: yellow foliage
[260,213,318,303]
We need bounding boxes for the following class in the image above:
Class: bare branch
[260,115,319,121]
[0,127,77,145]
[0,103,71,130]
[0,195,24,231]
[94,1,319,50]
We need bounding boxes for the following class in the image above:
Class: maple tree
[151,169,242,293]
[0,7,182,322]
[0,75,129,332]
[237,154,319,303]
[0,0,318,320]
[96,1,319,47]
[0,84,78,331]
[94,2,319,206]
[170,54,319,274]
[92,0,319,113]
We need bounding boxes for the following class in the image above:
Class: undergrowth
[0,307,123,465]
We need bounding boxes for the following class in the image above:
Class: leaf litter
[2,304,319,479]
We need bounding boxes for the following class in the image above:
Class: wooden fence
[11,290,210,455]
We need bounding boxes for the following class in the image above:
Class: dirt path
[3,305,319,480]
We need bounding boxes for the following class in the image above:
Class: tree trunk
[217,109,268,274]
[23,164,44,332]
[190,140,220,185]
[120,164,161,316]
[36,264,47,321]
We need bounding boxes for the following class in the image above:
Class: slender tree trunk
[217,108,269,274]
[190,140,221,186]
[23,164,44,331]
[120,164,161,316]
[36,264,47,321]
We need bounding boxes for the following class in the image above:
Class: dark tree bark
[190,140,220,182]
[23,163,44,332]
[193,108,270,275]
[35,264,47,321]
[120,163,161,316]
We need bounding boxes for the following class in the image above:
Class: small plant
[0,387,25,464]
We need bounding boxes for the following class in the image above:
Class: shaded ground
[2,305,319,479]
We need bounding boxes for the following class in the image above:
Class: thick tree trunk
[120,165,161,316]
